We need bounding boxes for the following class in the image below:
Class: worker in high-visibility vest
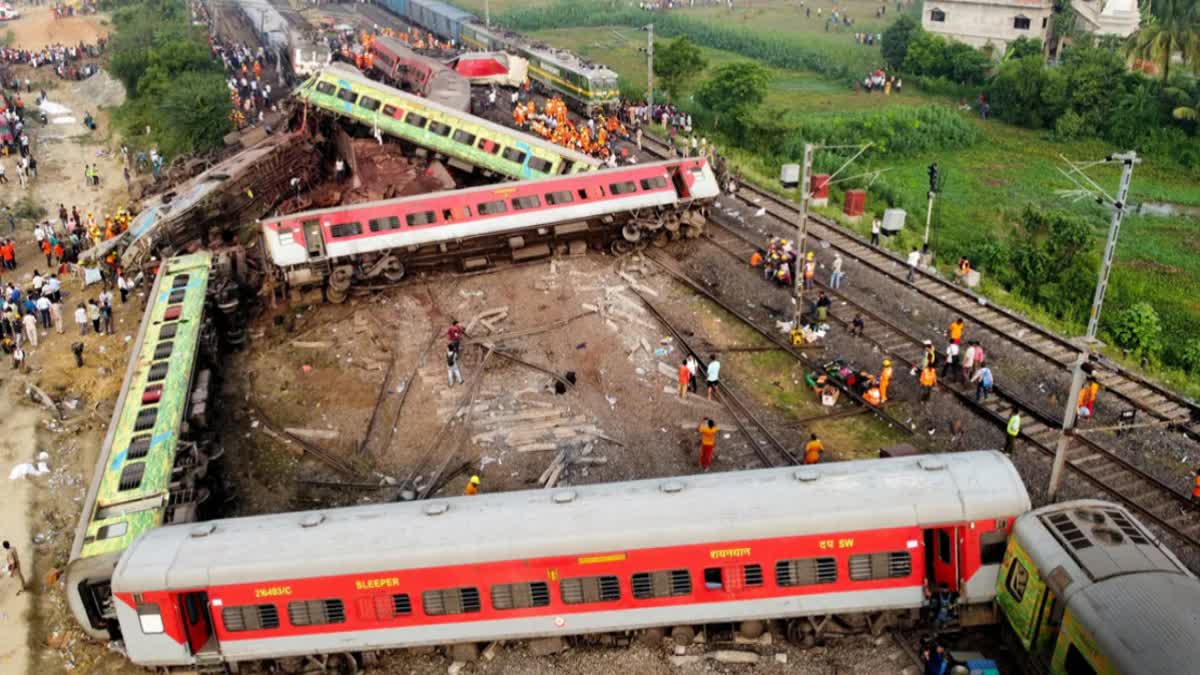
[1006,409,1021,455]
[919,365,937,403]
[879,359,893,403]
[464,475,480,496]
[802,251,816,290]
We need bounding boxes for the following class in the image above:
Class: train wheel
[622,223,642,242]
[326,285,349,304]
[610,240,635,255]
[328,653,359,674]
[382,258,406,282]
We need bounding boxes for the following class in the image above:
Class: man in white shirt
[706,355,721,401]
[906,248,921,283]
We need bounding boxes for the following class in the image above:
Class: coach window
[849,552,912,581]
[980,530,1008,565]
[369,216,402,233]
[545,191,574,206]
[288,599,346,626]
[1064,643,1099,675]
[382,104,400,118]
[477,200,508,216]
[358,96,381,112]
[315,81,336,96]
[640,176,669,190]
[221,604,280,632]
[631,569,692,599]
[1005,559,1029,602]
[560,575,621,604]
[405,112,429,128]
[511,195,541,211]
[528,157,554,174]
[609,181,638,195]
[937,531,952,564]
[491,581,551,610]
[422,588,481,616]
[335,88,358,104]
[501,147,528,164]
[477,140,502,155]
[329,222,363,238]
[776,557,837,587]
[358,593,412,621]
[136,603,163,634]
[428,121,452,137]
[577,189,591,201]
[452,129,477,146]
[406,211,437,227]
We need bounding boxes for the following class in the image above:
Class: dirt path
[0,391,38,675]
[6,10,110,50]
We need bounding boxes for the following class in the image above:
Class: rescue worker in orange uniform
[464,475,480,496]
[919,365,938,403]
[749,250,764,268]
[879,359,893,403]
[863,385,882,406]
[803,434,824,465]
[948,317,965,344]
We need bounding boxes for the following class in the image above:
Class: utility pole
[646,23,654,108]
[1047,151,1139,499]
[485,0,490,28]
[793,143,814,325]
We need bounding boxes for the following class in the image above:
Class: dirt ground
[5,9,110,50]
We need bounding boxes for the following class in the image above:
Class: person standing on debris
[705,354,721,401]
[99,287,114,335]
[21,310,37,349]
[49,299,63,335]
[74,302,88,336]
[1005,409,1021,455]
[803,434,823,464]
[4,541,26,594]
[697,418,719,471]
[879,359,893,403]
[919,364,937,403]
[117,270,132,304]
[447,319,464,351]
[677,359,691,399]
[971,364,994,401]
[87,299,101,334]
[906,247,920,283]
[35,294,50,331]
[464,475,480,496]
[446,346,463,386]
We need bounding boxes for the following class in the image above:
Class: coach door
[925,526,960,592]
[180,591,217,657]
[670,167,691,199]
[302,219,326,260]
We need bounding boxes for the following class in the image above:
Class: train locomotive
[377,0,620,113]
[110,451,1029,669]
[996,500,1200,674]
[261,157,718,301]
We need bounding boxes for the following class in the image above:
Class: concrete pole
[646,24,654,108]
[485,0,490,28]
[1047,152,1138,499]
[923,191,935,247]
[794,143,814,325]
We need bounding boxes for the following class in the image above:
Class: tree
[1110,302,1163,357]
[1125,0,1200,82]
[1004,36,1043,60]
[696,61,770,132]
[989,55,1053,127]
[881,15,921,70]
[157,72,233,157]
[653,36,707,101]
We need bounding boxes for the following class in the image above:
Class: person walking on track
[1006,410,1021,455]
[697,419,719,471]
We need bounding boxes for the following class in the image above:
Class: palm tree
[1126,0,1200,82]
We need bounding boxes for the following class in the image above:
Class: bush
[1109,302,1162,358]
[881,16,920,70]
[749,104,980,159]
[903,33,990,85]
[1054,110,1086,139]
[1181,339,1200,373]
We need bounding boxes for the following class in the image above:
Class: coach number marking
[709,547,751,560]
[818,539,855,550]
[254,586,293,598]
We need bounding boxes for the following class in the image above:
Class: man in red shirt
[447,320,464,350]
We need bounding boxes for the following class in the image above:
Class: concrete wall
[922,0,1053,51]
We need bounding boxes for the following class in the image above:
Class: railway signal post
[1048,151,1139,500]
[646,23,655,108]
[923,162,939,247]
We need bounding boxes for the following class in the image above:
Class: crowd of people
[859,68,901,94]
[0,39,106,80]
[510,95,633,161]
[191,1,279,130]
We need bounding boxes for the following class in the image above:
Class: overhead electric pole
[793,143,814,325]
[646,23,654,107]
[1047,151,1139,500]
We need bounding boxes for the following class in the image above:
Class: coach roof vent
[424,503,449,516]
[553,490,577,504]
[918,457,947,471]
[300,513,326,528]
[659,479,685,494]
[190,523,216,538]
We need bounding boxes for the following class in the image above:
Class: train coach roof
[114,451,1029,591]
[306,63,599,167]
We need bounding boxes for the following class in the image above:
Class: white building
[922,0,1139,52]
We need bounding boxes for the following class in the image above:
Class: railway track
[640,133,1199,440]
[696,220,1200,555]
